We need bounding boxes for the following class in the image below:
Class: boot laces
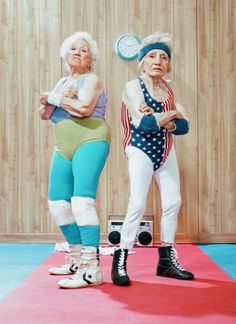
[70,264,87,279]
[65,252,80,272]
[170,247,186,271]
[68,252,78,264]
[69,253,98,279]
[69,259,91,279]
[118,250,126,276]
[172,246,179,259]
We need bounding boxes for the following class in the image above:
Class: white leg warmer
[48,200,75,226]
[71,196,99,226]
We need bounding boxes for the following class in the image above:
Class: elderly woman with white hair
[111,32,194,286]
[39,32,110,289]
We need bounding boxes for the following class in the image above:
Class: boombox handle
[108,214,154,221]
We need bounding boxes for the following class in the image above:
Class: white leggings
[120,146,182,249]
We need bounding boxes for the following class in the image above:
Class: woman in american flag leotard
[111,32,194,286]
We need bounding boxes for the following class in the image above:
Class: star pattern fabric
[130,78,166,170]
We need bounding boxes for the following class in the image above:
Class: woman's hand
[156,110,183,127]
[139,103,154,116]
[173,101,187,120]
[39,104,55,120]
[40,92,49,105]
[163,121,176,131]
[175,111,184,119]
[62,86,77,99]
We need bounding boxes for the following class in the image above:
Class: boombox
[108,216,153,247]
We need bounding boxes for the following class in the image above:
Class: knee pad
[48,200,74,226]
[71,196,99,226]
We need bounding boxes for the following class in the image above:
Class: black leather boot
[111,248,131,286]
[156,246,194,280]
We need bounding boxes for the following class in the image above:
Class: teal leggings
[48,141,109,200]
[48,141,109,247]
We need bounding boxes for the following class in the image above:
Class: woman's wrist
[169,110,177,119]
[153,113,161,128]
[48,93,63,107]
[168,121,177,132]
[170,119,189,135]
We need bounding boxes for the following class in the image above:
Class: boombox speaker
[108,215,154,247]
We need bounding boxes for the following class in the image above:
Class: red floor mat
[0,244,235,323]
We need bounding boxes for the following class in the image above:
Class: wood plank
[106,0,129,218]
[38,0,62,233]
[173,0,198,238]
[61,0,84,40]
[199,233,236,244]
[219,0,236,234]
[0,0,19,234]
[197,0,221,235]
[17,0,41,233]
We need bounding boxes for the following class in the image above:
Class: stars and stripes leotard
[121,77,174,170]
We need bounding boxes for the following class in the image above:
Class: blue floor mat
[0,244,54,301]
[198,244,236,280]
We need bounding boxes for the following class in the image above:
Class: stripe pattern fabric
[121,78,174,170]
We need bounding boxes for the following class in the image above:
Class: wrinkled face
[66,39,92,72]
[142,49,170,78]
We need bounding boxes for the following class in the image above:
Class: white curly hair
[138,32,172,72]
[60,32,98,72]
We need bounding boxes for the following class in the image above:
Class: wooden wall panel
[197,0,222,240]
[38,0,62,234]
[61,0,84,38]
[17,0,41,233]
[173,0,198,241]
[0,0,235,243]
[106,0,129,220]
[219,0,236,235]
[0,0,18,234]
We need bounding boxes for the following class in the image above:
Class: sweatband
[170,119,189,135]
[137,115,160,134]
[138,42,171,62]
[48,92,63,107]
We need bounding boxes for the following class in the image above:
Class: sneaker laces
[118,250,126,276]
[69,253,98,279]
[67,252,76,264]
[68,260,88,279]
[170,247,186,271]
[67,250,81,272]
